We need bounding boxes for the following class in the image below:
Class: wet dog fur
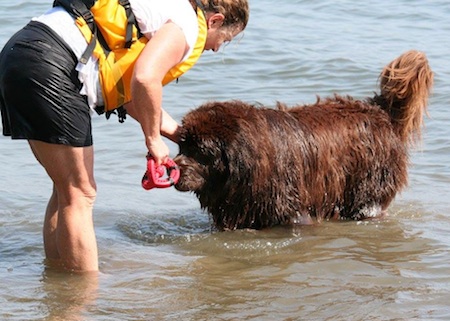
[174,50,434,230]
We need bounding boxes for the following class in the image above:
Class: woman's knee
[65,182,97,209]
[47,169,96,209]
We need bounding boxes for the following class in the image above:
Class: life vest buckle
[81,10,94,24]
[118,0,131,10]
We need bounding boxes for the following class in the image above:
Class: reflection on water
[111,207,449,320]
[2,194,449,320]
[118,208,426,262]
[39,270,98,321]
[117,209,212,245]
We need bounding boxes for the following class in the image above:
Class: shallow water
[1,0,450,320]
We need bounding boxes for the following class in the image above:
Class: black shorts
[0,21,93,147]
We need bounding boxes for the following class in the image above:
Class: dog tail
[370,50,434,144]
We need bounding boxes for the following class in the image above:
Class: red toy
[142,154,180,190]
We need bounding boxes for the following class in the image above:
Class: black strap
[54,0,138,53]
[53,0,97,64]
[53,0,95,9]
[195,0,206,12]
[80,31,98,64]
[119,0,135,48]
[53,0,95,33]
[193,0,207,18]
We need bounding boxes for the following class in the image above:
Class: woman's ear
[207,13,225,29]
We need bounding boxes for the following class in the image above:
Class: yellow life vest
[56,0,207,113]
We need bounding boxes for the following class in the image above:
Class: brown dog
[174,50,434,230]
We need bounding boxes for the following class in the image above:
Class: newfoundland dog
[174,50,434,230]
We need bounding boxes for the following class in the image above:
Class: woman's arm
[125,103,181,144]
[130,21,188,163]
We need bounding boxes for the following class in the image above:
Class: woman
[0,0,249,272]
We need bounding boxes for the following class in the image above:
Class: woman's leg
[29,143,60,261]
[43,186,60,260]
[29,139,98,272]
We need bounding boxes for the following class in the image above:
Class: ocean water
[1,1,449,320]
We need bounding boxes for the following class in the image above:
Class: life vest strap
[195,0,206,14]
[53,0,97,64]
[53,0,137,60]
[118,0,135,48]
[53,0,95,32]
[80,30,97,64]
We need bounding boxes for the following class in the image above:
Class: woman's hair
[200,0,250,31]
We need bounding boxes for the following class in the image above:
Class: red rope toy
[142,154,180,190]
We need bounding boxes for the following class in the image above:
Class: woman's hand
[146,135,170,165]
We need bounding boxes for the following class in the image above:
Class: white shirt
[33,0,199,109]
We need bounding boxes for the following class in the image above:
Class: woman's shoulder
[130,0,198,40]
[130,0,195,18]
